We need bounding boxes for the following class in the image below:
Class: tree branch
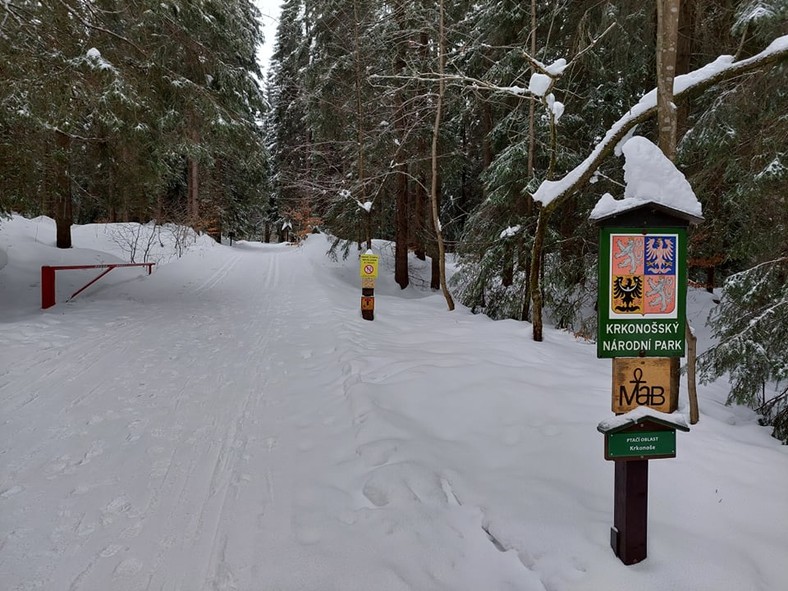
[532,35,788,212]
[54,0,148,57]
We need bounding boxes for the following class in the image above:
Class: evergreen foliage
[265,0,314,240]
[699,258,788,442]
[0,0,269,239]
[680,2,787,440]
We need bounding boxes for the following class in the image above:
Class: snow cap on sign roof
[590,136,703,222]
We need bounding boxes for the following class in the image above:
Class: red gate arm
[41,263,154,309]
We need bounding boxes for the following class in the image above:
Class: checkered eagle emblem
[610,234,678,318]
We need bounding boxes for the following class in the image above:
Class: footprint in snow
[120,521,143,540]
[101,496,132,525]
[113,557,143,577]
[44,456,71,478]
[0,485,23,498]
[78,441,104,465]
[99,544,124,558]
[76,520,96,537]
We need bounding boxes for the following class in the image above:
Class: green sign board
[597,227,687,358]
[606,429,676,460]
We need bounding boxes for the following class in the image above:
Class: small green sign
[597,227,687,358]
[606,429,676,459]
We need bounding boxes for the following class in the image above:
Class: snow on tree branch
[532,35,788,211]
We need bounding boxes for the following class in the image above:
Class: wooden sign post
[359,253,379,321]
[593,202,701,565]
[598,412,690,564]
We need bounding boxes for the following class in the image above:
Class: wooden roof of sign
[591,201,704,227]
[597,407,691,434]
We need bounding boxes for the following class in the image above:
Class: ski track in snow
[0,245,358,590]
[2,234,787,591]
[1,243,523,591]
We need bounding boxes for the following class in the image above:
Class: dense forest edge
[1,1,786,441]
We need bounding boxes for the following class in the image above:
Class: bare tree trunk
[657,0,679,160]
[186,113,200,226]
[353,0,370,250]
[413,175,427,260]
[658,0,699,421]
[517,0,538,320]
[521,6,536,321]
[54,130,73,249]
[187,156,199,224]
[430,240,440,290]
[395,168,410,288]
[529,207,550,341]
[529,91,559,341]
[527,0,537,191]
[429,0,454,310]
[686,321,699,424]
[413,27,430,263]
[676,0,694,139]
[393,0,409,289]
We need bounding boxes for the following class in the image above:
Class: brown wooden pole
[611,459,649,564]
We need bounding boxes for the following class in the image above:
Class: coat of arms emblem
[610,234,677,318]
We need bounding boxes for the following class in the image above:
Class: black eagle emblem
[613,276,643,312]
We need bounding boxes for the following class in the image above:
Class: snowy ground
[1,215,786,591]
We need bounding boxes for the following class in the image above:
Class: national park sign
[597,227,687,358]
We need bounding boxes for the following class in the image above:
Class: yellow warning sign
[360,254,379,279]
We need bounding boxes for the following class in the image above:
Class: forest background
[0,0,786,439]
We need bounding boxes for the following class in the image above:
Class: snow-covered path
[1,241,533,590]
[2,244,359,589]
[2,222,787,591]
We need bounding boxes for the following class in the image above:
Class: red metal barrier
[41,263,154,309]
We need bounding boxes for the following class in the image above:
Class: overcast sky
[254,0,281,72]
